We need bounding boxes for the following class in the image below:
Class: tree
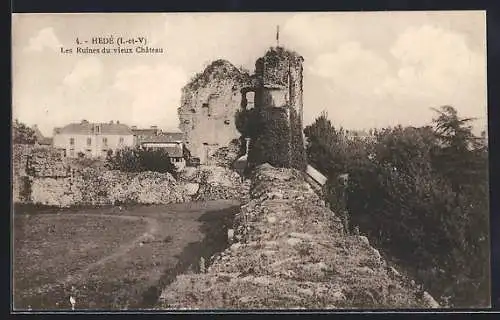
[432,105,478,151]
[431,106,486,191]
[13,119,36,144]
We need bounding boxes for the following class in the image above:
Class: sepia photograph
[11,11,489,311]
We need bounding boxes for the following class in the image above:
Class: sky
[12,11,487,137]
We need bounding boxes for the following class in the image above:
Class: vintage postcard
[11,12,489,311]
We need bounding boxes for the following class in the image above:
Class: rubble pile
[210,141,242,168]
[159,163,437,309]
[192,166,245,201]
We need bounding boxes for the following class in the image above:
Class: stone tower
[241,46,307,170]
[253,46,304,122]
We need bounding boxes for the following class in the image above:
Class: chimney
[150,125,158,129]
[109,120,114,124]
[117,120,120,124]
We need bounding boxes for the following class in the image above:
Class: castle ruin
[178,46,305,167]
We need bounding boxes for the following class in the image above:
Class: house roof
[164,146,183,158]
[138,132,183,144]
[32,126,52,145]
[140,144,183,158]
[132,128,160,136]
[57,121,133,135]
[37,137,53,145]
[32,125,52,145]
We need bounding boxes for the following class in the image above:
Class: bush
[248,107,291,169]
[237,106,306,171]
[106,147,176,176]
[13,119,36,144]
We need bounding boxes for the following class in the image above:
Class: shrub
[13,119,36,145]
[247,107,291,169]
[237,106,306,171]
[106,147,176,175]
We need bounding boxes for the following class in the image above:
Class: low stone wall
[12,145,68,204]
[13,146,245,207]
[159,163,439,309]
[13,146,192,207]
[12,144,34,203]
[26,148,69,177]
[29,168,188,207]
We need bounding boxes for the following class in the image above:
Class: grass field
[13,201,239,310]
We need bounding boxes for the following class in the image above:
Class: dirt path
[13,200,240,310]
[27,214,159,296]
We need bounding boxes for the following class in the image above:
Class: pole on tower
[276,25,280,47]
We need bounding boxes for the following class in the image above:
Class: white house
[53,120,134,158]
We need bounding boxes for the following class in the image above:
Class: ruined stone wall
[159,164,439,309]
[12,144,33,203]
[12,146,189,207]
[178,60,251,164]
[26,148,70,178]
[12,145,67,204]
[29,169,188,207]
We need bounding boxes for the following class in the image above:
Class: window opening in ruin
[224,119,230,125]
[190,108,196,113]
[202,103,209,108]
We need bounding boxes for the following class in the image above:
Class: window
[87,137,92,146]
[102,137,108,147]
[119,137,124,144]
[69,149,75,157]
[69,137,75,145]
[95,125,101,134]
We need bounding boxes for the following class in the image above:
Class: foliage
[236,106,306,171]
[106,147,176,175]
[247,107,291,169]
[185,59,251,91]
[13,119,36,144]
[304,106,490,307]
[256,47,302,86]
